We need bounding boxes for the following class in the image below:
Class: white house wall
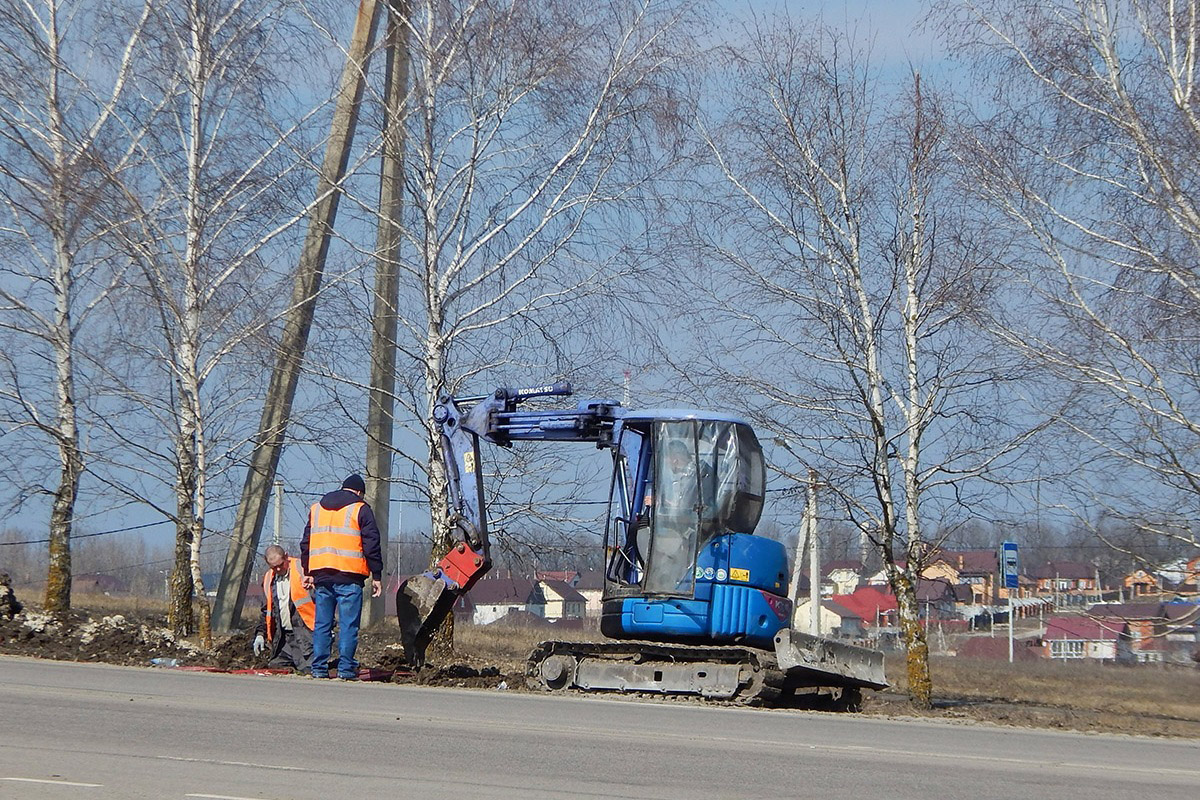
[474,603,526,625]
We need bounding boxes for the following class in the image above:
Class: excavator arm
[396,381,621,666]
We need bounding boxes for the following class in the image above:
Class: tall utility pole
[362,0,411,627]
[212,0,383,632]
[272,481,283,546]
[788,517,807,625]
[807,470,820,637]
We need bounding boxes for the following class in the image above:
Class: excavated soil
[0,603,523,689]
[0,608,204,666]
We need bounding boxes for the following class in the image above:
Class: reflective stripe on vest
[263,558,317,641]
[308,502,368,576]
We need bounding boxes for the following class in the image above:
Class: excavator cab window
[606,418,766,597]
[602,422,654,588]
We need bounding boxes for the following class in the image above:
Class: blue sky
[0,0,962,575]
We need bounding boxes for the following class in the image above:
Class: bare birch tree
[0,0,150,614]
[304,0,701,658]
[90,0,336,639]
[937,0,1200,556]
[686,22,1028,706]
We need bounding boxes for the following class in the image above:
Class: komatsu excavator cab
[600,414,792,648]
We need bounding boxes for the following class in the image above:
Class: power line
[0,503,238,547]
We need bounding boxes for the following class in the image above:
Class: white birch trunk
[43,0,79,614]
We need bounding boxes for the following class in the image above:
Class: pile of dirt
[0,609,205,666]
[407,661,521,689]
[210,628,259,670]
[0,601,522,686]
[352,630,520,687]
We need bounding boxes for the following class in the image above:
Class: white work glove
[252,634,266,656]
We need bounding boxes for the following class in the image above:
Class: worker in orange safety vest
[253,544,316,671]
[300,474,383,680]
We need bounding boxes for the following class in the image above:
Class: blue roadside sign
[1001,541,1019,589]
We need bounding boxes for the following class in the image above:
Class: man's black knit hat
[342,473,366,493]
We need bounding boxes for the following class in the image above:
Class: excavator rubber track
[526,640,788,706]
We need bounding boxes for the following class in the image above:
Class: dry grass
[66,592,168,615]
[873,654,1200,737]
[454,621,600,663]
[932,657,1199,720]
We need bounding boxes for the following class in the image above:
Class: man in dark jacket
[300,474,383,680]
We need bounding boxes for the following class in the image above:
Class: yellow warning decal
[730,567,750,582]
[464,451,476,474]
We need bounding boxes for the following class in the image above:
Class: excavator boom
[396,382,619,666]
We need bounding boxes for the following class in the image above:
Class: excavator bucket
[395,574,455,668]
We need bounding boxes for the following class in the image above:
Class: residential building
[1043,616,1131,662]
[1122,568,1163,598]
[915,579,958,620]
[535,570,580,587]
[822,560,863,595]
[791,599,865,638]
[536,579,587,620]
[575,570,604,617]
[926,550,1000,604]
[832,586,898,628]
[1163,603,1200,663]
[468,577,540,625]
[867,550,1001,604]
[1030,561,1099,599]
[1087,602,1170,663]
[1161,554,1200,596]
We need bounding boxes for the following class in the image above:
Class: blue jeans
[310,582,364,679]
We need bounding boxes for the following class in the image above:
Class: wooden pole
[213,0,382,632]
[363,0,411,627]
[808,470,820,636]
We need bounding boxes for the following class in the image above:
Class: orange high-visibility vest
[263,558,316,641]
[308,501,369,576]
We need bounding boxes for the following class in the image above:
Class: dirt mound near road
[0,601,520,686]
[0,609,203,666]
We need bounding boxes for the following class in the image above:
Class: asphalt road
[1,655,1197,800]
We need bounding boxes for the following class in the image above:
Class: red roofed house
[535,570,580,587]
[832,586,898,628]
[1086,602,1179,663]
[1043,616,1131,662]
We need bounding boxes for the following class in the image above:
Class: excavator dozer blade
[774,627,888,691]
[395,574,455,669]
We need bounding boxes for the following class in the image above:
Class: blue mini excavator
[396,382,886,707]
